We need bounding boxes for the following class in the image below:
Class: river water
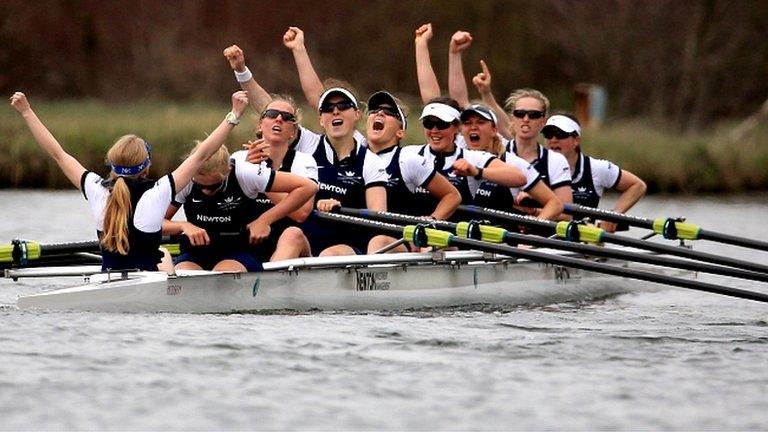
[1,190,767,430]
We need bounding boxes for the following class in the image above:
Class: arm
[223,45,272,114]
[447,31,473,109]
[365,186,387,212]
[473,60,512,140]
[414,23,441,103]
[247,172,318,243]
[171,91,248,193]
[283,27,324,109]
[525,182,564,221]
[10,92,86,188]
[265,189,315,223]
[611,170,647,213]
[426,174,461,220]
[162,204,211,246]
[452,158,527,188]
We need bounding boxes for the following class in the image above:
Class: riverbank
[2,100,766,192]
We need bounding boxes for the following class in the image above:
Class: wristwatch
[225,111,240,125]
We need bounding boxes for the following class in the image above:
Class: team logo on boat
[356,270,390,291]
[167,283,182,296]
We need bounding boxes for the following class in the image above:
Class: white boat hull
[13,250,680,313]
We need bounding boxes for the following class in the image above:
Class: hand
[472,60,492,95]
[598,220,618,233]
[449,31,473,53]
[316,199,341,213]
[223,45,246,72]
[283,26,305,50]
[9,92,31,114]
[245,138,270,164]
[247,219,271,244]
[450,159,479,177]
[514,191,531,206]
[182,223,210,247]
[414,23,433,45]
[231,90,249,117]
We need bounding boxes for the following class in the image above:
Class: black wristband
[473,167,484,180]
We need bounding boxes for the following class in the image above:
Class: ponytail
[101,177,132,255]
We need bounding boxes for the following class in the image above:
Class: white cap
[419,103,461,122]
[317,87,358,111]
[543,115,581,136]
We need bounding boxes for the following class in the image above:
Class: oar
[563,203,768,252]
[0,237,186,269]
[458,205,768,275]
[315,211,768,304]
[337,208,768,283]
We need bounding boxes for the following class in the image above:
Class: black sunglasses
[422,118,453,130]
[261,109,297,123]
[319,100,356,113]
[369,106,400,119]
[193,180,225,193]
[542,128,576,140]
[512,109,545,120]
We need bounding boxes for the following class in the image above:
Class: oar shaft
[699,229,768,252]
[344,208,768,283]
[319,211,768,304]
[564,203,654,228]
[604,233,768,274]
[460,205,768,274]
[453,236,768,304]
[565,203,768,252]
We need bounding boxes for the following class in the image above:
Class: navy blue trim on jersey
[571,154,601,208]
[303,135,376,255]
[510,141,571,190]
[178,161,264,269]
[98,176,164,271]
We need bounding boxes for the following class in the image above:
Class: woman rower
[364,91,462,252]
[427,27,574,212]
[459,104,563,220]
[162,143,317,272]
[402,97,528,217]
[543,114,647,232]
[229,32,388,257]
[9,91,248,272]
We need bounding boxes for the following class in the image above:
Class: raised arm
[223,45,272,114]
[472,60,512,140]
[10,92,86,188]
[172,91,249,193]
[447,31,473,109]
[283,27,324,109]
[414,23,441,103]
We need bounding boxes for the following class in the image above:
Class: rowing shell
[9,250,687,313]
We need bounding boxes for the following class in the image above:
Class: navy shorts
[174,249,263,272]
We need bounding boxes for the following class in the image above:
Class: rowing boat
[7,249,685,313]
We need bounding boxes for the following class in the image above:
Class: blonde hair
[101,134,150,255]
[190,141,230,180]
[504,88,550,116]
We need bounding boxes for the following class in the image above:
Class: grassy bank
[2,100,766,192]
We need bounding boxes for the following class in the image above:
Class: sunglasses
[261,109,297,123]
[319,100,356,113]
[369,106,400,119]
[542,128,576,140]
[422,118,453,130]
[193,179,226,193]
[512,109,545,120]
